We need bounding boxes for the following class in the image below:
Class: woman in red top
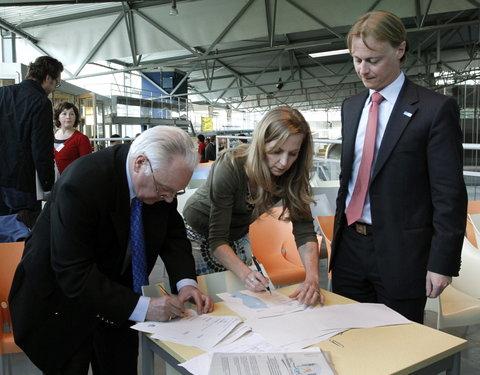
[53,102,92,175]
[197,134,207,163]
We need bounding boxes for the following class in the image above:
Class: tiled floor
[4,258,480,375]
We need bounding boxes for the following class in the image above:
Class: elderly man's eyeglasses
[146,158,185,199]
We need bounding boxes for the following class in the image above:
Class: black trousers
[50,322,139,375]
[332,225,427,324]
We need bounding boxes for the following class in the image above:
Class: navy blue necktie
[130,198,148,293]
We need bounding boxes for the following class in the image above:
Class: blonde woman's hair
[235,106,314,221]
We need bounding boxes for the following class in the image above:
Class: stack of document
[131,309,249,351]
[208,351,336,375]
[218,290,411,350]
[180,332,337,375]
[135,289,411,375]
[217,289,306,319]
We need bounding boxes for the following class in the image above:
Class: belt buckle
[355,222,367,236]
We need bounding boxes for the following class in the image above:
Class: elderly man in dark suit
[9,126,213,375]
[330,10,467,323]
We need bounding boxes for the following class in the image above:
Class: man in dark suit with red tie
[330,10,467,323]
[9,126,213,374]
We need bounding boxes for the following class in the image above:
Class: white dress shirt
[125,157,198,322]
[345,72,405,224]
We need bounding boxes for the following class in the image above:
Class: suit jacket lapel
[110,145,131,255]
[342,91,369,182]
[372,79,419,181]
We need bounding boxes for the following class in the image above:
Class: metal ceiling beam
[13,1,190,28]
[366,0,382,13]
[18,5,126,28]
[285,0,344,40]
[214,77,237,105]
[265,0,277,48]
[123,2,139,66]
[74,12,124,76]
[133,8,198,55]
[0,15,55,62]
[215,58,284,106]
[252,50,283,84]
[419,0,433,29]
[203,0,255,56]
[0,16,38,43]
[71,18,478,79]
[66,36,342,80]
[0,0,124,5]
[139,71,170,96]
[170,67,194,96]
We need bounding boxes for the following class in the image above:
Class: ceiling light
[309,48,350,58]
[170,0,178,16]
[276,77,284,90]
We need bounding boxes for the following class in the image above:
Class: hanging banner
[201,117,213,131]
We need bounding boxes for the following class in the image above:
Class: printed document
[217,289,306,319]
[131,309,244,351]
[208,351,336,375]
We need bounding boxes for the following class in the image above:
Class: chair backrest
[468,213,480,249]
[249,207,306,286]
[316,216,334,244]
[316,216,334,289]
[451,238,480,298]
[0,242,24,308]
[0,241,24,354]
[465,216,477,248]
[467,200,480,215]
[197,270,247,303]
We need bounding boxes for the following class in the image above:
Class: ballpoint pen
[251,255,272,294]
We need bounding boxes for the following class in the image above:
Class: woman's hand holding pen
[243,270,270,293]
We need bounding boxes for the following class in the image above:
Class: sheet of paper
[217,289,305,319]
[131,309,243,351]
[180,332,291,375]
[208,351,336,375]
[245,303,411,350]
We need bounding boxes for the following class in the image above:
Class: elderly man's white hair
[128,126,198,172]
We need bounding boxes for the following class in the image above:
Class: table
[141,286,467,375]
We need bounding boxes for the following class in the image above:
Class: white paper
[245,303,411,350]
[208,351,336,375]
[179,332,288,375]
[131,309,243,351]
[217,289,306,319]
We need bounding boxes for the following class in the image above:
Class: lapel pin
[403,111,412,117]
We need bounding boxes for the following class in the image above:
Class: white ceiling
[0,0,479,111]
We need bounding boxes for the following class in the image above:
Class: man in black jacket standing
[0,55,63,227]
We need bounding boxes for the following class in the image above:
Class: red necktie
[346,92,385,226]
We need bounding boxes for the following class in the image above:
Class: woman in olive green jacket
[183,106,323,306]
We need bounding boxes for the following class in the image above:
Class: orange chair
[465,216,477,248]
[467,200,480,215]
[0,242,24,375]
[316,216,334,291]
[249,207,306,286]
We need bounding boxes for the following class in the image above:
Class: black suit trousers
[50,322,139,375]
[332,225,427,323]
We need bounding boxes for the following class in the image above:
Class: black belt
[349,221,373,235]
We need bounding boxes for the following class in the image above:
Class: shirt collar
[126,155,135,200]
[368,72,405,106]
